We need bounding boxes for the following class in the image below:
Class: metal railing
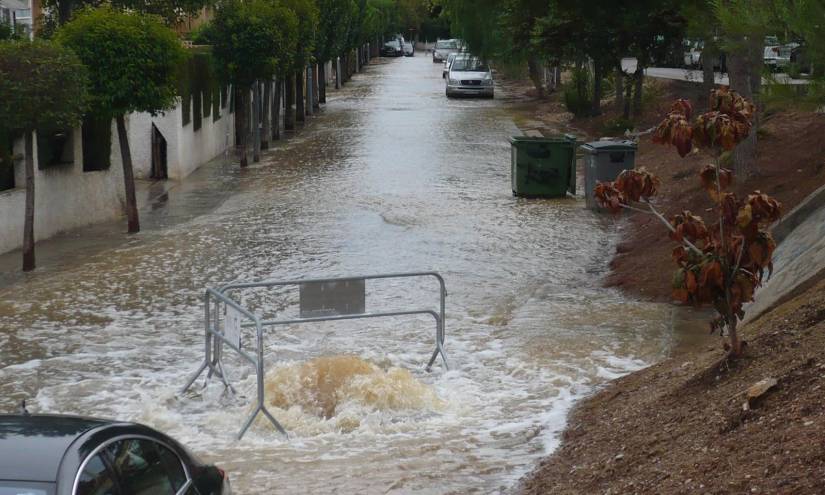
[180,271,449,440]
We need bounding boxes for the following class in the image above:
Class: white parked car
[442,52,458,78]
[445,55,494,98]
[433,39,459,63]
[764,43,796,72]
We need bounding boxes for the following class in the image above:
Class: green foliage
[315,0,357,62]
[282,0,319,70]
[110,0,216,26]
[207,0,298,84]
[0,39,89,133]
[562,64,592,117]
[0,20,23,41]
[56,7,187,118]
[41,0,215,27]
[603,117,635,134]
[563,86,592,117]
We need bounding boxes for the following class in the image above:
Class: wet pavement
[1,55,693,493]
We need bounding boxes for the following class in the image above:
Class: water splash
[261,355,443,433]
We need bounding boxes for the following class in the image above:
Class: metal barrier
[180,272,449,439]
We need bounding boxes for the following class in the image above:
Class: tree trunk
[623,73,632,119]
[306,66,314,116]
[615,64,624,113]
[702,45,718,109]
[115,115,140,233]
[22,131,35,272]
[284,76,295,131]
[728,36,763,177]
[272,78,282,140]
[591,61,603,116]
[575,58,586,101]
[57,0,72,25]
[312,64,320,109]
[295,71,305,123]
[335,57,341,89]
[632,66,644,117]
[319,62,327,103]
[262,80,271,150]
[252,82,261,162]
[527,57,545,99]
[236,85,249,166]
[727,306,743,356]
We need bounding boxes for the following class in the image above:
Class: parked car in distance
[0,414,230,495]
[764,43,795,72]
[403,42,414,57]
[432,39,459,63]
[381,40,403,57]
[442,52,458,79]
[683,40,702,68]
[446,55,494,98]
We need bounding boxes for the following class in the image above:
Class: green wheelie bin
[510,135,577,198]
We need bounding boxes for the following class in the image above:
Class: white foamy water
[0,56,685,493]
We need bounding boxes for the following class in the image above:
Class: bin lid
[579,140,637,153]
[509,134,577,145]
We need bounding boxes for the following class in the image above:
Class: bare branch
[640,199,704,255]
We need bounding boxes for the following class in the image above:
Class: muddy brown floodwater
[0,55,699,493]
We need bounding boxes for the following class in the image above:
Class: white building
[0,0,32,38]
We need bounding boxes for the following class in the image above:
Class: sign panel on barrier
[224,305,242,349]
[299,279,366,317]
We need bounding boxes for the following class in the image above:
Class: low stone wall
[129,96,234,181]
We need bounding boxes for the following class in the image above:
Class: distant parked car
[432,39,459,63]
[442,52,458,79]
[403,42,414,57]
[683,40,702,68]
[446,55,494,98]
[764,43,795,72]
[381,40,403,57]
[0,414,231,495]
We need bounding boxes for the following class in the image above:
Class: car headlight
[449,79,459,85]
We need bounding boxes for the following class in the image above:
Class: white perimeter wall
[0,124,125,255]
[130,94,235,180]
[0,95,235,255]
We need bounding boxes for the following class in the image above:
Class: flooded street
[1,55,682,493]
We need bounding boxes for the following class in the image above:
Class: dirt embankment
[505,78,825,493]
[519,277,825,494]
[603,97,825,301]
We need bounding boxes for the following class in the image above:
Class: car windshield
[386,41,400,49]
[436,40,457,50]
[451,58,488,72]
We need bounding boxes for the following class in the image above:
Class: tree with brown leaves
[595,87,780,357]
